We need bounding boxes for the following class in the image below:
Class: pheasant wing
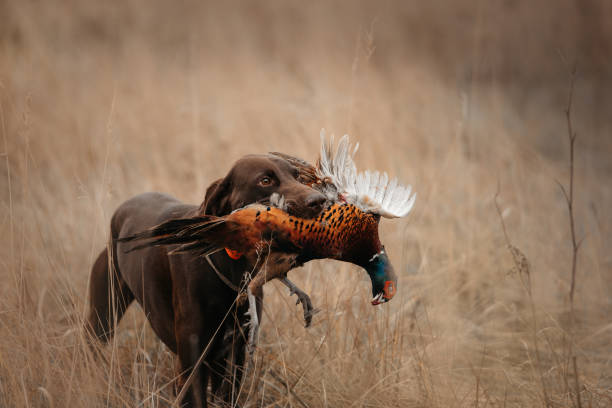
[316,130,416,218]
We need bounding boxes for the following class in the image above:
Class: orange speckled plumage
[222,203,382,265]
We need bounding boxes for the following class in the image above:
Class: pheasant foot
[281,278,319,327]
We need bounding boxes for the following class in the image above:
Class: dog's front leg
[174,317,218,408]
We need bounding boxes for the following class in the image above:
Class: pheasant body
[223,203,381,266]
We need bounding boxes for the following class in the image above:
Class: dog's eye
[258,176,273,187]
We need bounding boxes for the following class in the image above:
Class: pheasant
[121,131,416,351]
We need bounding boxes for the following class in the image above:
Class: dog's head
[200,154,326,218]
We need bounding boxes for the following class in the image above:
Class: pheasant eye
[259,176,273,187]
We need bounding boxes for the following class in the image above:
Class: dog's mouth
[261,193,324,219]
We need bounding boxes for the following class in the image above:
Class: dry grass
[1,0,612,406]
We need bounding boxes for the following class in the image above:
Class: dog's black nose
[305,193,326,212]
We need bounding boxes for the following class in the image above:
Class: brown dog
[85,154,326,407]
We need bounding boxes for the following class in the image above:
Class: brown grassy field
[1,1,612,406]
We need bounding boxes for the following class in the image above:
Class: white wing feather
[317,129,416,218]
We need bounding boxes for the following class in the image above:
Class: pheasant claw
[281,278,318,328]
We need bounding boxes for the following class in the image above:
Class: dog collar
[205,250,241,292]
[225,248,243,260]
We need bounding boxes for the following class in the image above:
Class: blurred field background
[1,0,612,406]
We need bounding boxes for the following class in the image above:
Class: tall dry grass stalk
[1,1,612,406]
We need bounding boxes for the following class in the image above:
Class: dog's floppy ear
[200,177,232,216]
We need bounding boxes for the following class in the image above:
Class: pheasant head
[365,249,397,305]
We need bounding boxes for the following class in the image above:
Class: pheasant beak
[371,280,397,305]
[371,292,385,305]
